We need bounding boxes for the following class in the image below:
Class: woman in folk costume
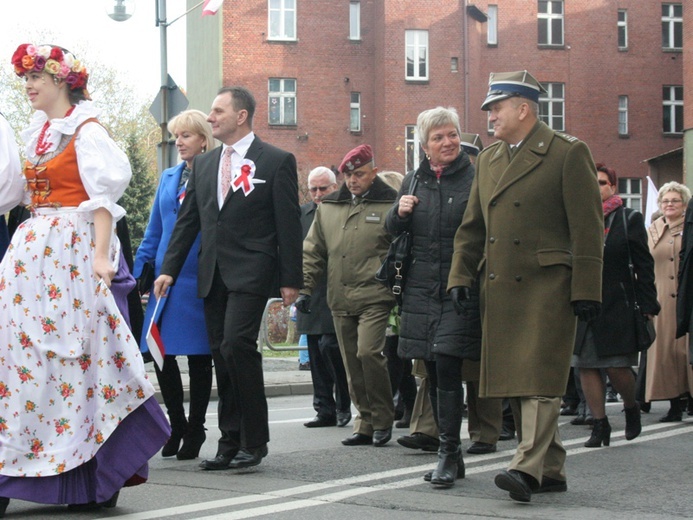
[0,43,169,516]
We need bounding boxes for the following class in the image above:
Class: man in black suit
[154,86,303,470]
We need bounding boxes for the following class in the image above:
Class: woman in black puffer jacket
[386,106,480,489]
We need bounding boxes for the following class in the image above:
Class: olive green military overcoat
[448,121,603,398]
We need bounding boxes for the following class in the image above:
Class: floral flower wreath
[11,43,88,91]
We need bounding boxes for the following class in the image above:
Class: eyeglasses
[309,185,333,193]
[661,199,683,205]
[598,180,610,186]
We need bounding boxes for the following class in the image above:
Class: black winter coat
[296,202,335,335]
[385,152,481,361]
[575,206,660,357]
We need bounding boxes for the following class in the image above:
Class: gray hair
[416,107,461,145]
[658,181,692,206]
[308,166,336,185]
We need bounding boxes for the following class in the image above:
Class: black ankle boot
[0,497,9,518]
[161,428,185,457]
[659,399,683,422]
[430,389,465,488]
[584,417,611,447]
[624,405,641,440]
[177,428,206,460]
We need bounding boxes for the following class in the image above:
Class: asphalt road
[5,396,693,519]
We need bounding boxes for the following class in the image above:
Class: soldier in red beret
[297,144,397,447]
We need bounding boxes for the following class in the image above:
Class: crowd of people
[1,43,691,517]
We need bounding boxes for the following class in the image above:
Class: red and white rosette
[232,158,256,196]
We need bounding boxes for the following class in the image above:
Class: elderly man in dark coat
[298,166,351,429]
[448,70,603,502]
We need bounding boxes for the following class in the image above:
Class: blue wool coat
[133,162,210,356]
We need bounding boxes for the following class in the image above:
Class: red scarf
[602,195,623,237]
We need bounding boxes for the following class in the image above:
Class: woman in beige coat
[647,181,693,421]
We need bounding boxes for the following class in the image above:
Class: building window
[663,85,683,134]
[450,57,459,72]
[349,1,360,40]
[662,3,683,50]
[268,0,296,41]
[618,178,642,213]
[405,30,428,81]
[618,95,628,136]
[617,9,628,49]
[487,5,498,45]
[350,92,361,132]
[405,125,422,172]
[539,82,564,131]
[268,78,296,125]
[538,0,564,46]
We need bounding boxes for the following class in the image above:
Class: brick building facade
[186,1,683,207]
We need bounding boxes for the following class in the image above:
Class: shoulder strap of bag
[622,208,640,308]
[408,175,418,196]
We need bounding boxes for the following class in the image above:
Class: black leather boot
[584,417,611,447]
[156,357,187,457]
[624,405,641,440]
[430,389,465,488]
[0,497,9,518]
[177,355,213,460]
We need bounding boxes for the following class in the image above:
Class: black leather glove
[572,300,601,322]
[450,286,471,315]
[295,294,311,314]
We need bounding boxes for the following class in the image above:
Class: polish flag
[145,297,166,370]
[202,0,224,16]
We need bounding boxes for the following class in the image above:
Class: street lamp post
[107,0,201,171]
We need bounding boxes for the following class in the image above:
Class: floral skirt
[0,209,170,501]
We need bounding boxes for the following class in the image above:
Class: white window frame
[405,30,429,81]
[539,82,565,131]
[268,0,296,41]
[617,9,628,50]
[537,0,564,46]
[487,5,498,45]
[662,3,683,50]
[349,1,360,40]
[618,95,628,136]
[618,178,642,213]
[663,85,683,134]
[350,92,361,132]
[405,125,422,172]
[268,78,297,126]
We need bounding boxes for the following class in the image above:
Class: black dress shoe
[659,409,683,422]
[397,433,439,452]
[200,453,235,470]
[570,414,587,425]
[336,411,352,427]
[560,405,578,416]
[536,476,567,494]
[372,427,392,447]
[228,445,268,469]
[494,469,535,502]
[341,433,372,446]
[304,416,337,428]
[499,425,516,441]
[466,441,497,454]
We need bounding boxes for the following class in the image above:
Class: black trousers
[307,333,351,417]
[204,268,269,456]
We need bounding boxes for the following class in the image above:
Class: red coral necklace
[35,105,76,156]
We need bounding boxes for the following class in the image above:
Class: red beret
[339,144,374,173]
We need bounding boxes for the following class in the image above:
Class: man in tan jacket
[448,71,603,502]
[297,144,396,447]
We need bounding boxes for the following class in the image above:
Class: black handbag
[137,260,155,295]
[622,209,656,351]
[376,176,418,304]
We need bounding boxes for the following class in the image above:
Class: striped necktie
[221,147,233,199]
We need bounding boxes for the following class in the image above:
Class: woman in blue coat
[134,110,215,460]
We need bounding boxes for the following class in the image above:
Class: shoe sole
[494,473,531,502]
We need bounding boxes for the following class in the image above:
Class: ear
[237,109,249,127]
